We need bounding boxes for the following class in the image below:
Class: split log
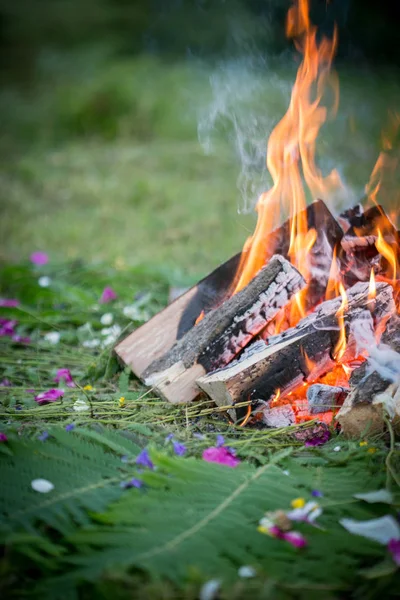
[307,384,349,414]
[336,314,400,437]
[197,282,395,414]
[115,199,342,380]
[142,255,305,403]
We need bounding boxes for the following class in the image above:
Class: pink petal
[35,388,64,405]
[54,368,75,387]
[0,433,7,442]
[30,251,49,266]
[202,446,240,468]
[388,539,400,566]
[282,531,308,548]
[100,286,118,304]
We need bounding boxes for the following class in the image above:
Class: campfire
[116,0,400,437]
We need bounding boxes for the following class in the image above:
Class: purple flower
[65,423,75,432]
[216,435,225,447]
[388,539,400,566]
[0,299,19,307]
[54,368,75,388]
[165,433,174,442]
[0,319,17,336]
[35,388,64,405]
[311,490,324,497]
[30,251,49,266]
[281,530,308,548]
[202,446,240,468]
[0,379,11,387]
[135,448,154,470]
[120,478,143,489]
[172,441,187,456]
[0,433,7,442]
[38,431,49,442]
[304,428,331,447]
[11,334,31,345]
[100,286,117,304]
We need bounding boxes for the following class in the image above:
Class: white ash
[262,403,295,428]
[307,384,348,414]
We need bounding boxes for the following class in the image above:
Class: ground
[0,52,400,598]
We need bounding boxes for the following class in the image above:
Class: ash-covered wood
[142,255,305,403]
[197,282,395,413]
[338,204,364,233]
[341,235,377,253]
[262,403,295,427]
[337,314,400,436]
[307,384,348,414]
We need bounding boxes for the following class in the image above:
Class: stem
[383,414,400,489]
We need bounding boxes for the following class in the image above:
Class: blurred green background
[1,0,399,279]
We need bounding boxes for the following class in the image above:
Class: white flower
[199,579,221,600]
[282,469,290,476]
[73,399,89,412]
[82,339,100,348]
[31,478,54,493]
[100,313,113,325]
[100,324,122,347]
[44,331,61,345]
[287,501,322,523]
[340,515,400,545]
[333,445,341,452]
[38,276,51,288]
[238,566,256,578]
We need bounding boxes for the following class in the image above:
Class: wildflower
[202,446,240,468]
[165,433,174,442]
[311,489,323,498]
[287,501,322,524]
[12,334,31,344]
[35,389,64,405]
[258,517,307,548]
[30,251,49,265]
[31,478,54,493]
[367,447,377,454]
[0,298,19,307]
[0,378,11,387]
[100,313,114,325]
[304,427,330,447]
[100,286,117,304]
[359,441,368,447]
[216,434,225,447]
[388,539,400,566]
[73,399,89,412]
[100,324,122,347]
[135,448,154,470]
[0,319,17,336]
[38,431,49,442]
[282,530,308,548]
[65,423,75,432]
[199,579,221,600]
[82,339,100,348]
[333,445,341,452]
[172,440,187,456]
[120,478,143,489]
[291,497,305,509]
[0,433,7,442]
[54,368,75,388]
[238,565,256,578]
[83,385,93,391]
[44,331,61,345]
[119,396,125,407]
[38,276,51,288]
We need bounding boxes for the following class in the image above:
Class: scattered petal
[0,298,19,307]
[100,286,117,304]
[31,478,54,493]
[44,331,61,345]
[65,423,75,432]
[291,497,305,509]
[165,433,174,442]
[30,251,49,266]
[11,334,31,344]
[100,312,114,325]
[83,385,93,391]
[135,448,154,470]
[38,276,51,288]
[35,389,64,405]
[54,368,75,388]
[388,539,400,566]
[354,490,394,504]
[0,319,17,336]
[311,489,323,498]
[199,579,221,600]
[287,501,322,523]
[216,434,225,447]
[282,530,308,548]
[73,399,89,412]
[304,428,331,447]
[0,378,12,387]
[238,565,256,578]
[172,441,186,456]
[282,469,290,476]
[38,431,49,442]
[0,433,8,442]
[333,445,341,452]
[202,446,240,468]
[340,516,400,545]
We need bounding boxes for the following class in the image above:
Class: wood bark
[197,282,395,414]
[142,255,305,403]
[336,314,400,437]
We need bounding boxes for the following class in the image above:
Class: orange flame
[271,389,281,404]
[368,268,376,307]
[333,282,348,362]
[375,229,397,283]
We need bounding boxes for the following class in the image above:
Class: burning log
[307,384,348,414]
[141,255,305,403]
[197,282,394,414]
[336,315,400,437]
[115,199,340,389]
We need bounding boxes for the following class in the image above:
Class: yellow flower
[291,497,306,509]
[367,447,377,454]
[119,396,125,407]
[83,385,93,391]
[359,441,368,447]
[257,525,271,535]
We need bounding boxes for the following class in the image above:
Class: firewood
[141,255,305,403]
[197,282,395,413]
[337,204,364,233]
[336,315,400,437]
[307,384,348,414]
[115,199,342,381]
